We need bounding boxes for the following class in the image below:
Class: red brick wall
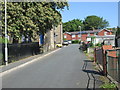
[81,34,88,41]
[90,33,94,36]
[108,51,117,58]
[64,33,72,40]
[98,29,112,36]
[64,29,112,41]
[75,35,81,40]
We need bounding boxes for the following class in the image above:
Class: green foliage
[107,27,117,34]
[83,15,109,30]
[63,19,83,32]
[0,37,9,44]
[100,83,117,88]
[89,42,94,47]
[63,38,67,41]
[116,27,120,37]
[95,43,102,47]
[72,40,79,44]
[63,15,109,32]
[1,2,68,43]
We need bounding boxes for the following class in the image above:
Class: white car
[62,41,69,46]
[68,40,72,44]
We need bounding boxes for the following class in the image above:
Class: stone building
[42,24,63,52]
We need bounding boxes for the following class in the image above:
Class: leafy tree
[83,15,109,30]
[107,27,117,34]
[63,15,109,32]
[1,2,68,43]
[63,19,83,32]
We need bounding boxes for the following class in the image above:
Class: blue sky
[61,2,118,28]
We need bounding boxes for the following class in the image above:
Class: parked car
[62,41,69,46]
[68,40,72,44]
[56,43,62,48]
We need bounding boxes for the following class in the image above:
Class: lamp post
[79,26,81,41]
[5,0,8,65]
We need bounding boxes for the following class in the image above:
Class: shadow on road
[82,59,104,89]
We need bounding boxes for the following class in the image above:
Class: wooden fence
[94,46,120,82]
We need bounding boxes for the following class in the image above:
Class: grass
[100,83,117,88]
[84,47,118,89]
[85,51,94,62]
[85,49,117,89]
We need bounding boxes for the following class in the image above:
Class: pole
[5,0,8,65]
[79,26,81,41]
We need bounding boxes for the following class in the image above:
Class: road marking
[1,48,61,76]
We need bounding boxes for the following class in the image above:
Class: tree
[1,2,68,43]
[83,15,109,30]
[63,19,83,32]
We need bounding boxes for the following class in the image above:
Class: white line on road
[1,48,61,76]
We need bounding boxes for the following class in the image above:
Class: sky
[61,2,118,28]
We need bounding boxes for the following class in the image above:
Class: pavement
[2,44,103,88]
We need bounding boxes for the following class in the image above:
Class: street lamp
[5,0,8,65]
[79,26,81,41]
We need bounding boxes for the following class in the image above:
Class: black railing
[2,42,40,65]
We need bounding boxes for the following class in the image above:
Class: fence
[95,47,120,82]
[94,47,104,66]
[2,42,40,65]
[106,49,120,83]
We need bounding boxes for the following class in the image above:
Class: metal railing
[2,42,40,65]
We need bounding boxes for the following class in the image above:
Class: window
[72,35,75,38]
[87,33,90,36]
[104,32,107,35]
[94,33,96,36]
[78,35,81,37]
[64,35,67,38]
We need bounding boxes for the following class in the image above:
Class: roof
[78,30,100,34]
[64,29,112,35]
[98,29,112,33]
[108,50,117,58]
[102,45,113,53]
[87,35,115,38]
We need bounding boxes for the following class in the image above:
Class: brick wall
[64,33,72,40]
[81,34,88,41]
[64,29,113,41]
[98,29,112,36]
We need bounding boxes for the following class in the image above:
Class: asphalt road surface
[2,44,102,88]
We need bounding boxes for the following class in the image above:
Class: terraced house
[63,29,113,42]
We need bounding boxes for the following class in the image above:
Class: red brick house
[63,29,113,41]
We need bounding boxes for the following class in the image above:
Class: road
[2,44,102,88]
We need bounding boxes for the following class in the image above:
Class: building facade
[42,24,63,52]
[63,29,113,42]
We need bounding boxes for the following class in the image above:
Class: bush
[89,42,94,47]
[72,40,79,44]
[95,43,102,47]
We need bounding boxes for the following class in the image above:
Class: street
[2,44,102,88]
